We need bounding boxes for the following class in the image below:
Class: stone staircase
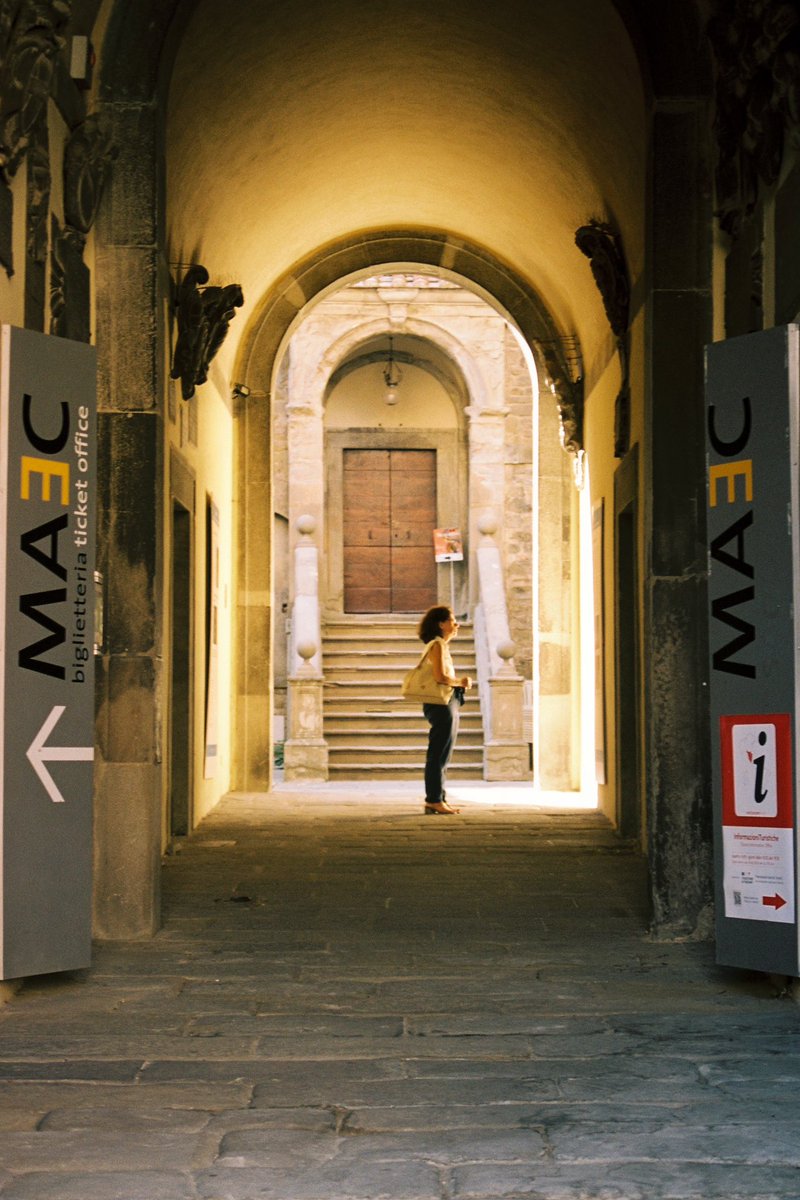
[322,618,484,782]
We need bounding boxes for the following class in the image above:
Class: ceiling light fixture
[382,336,402,405]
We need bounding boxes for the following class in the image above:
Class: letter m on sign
[18,588,66,679]
[711,587,756,678]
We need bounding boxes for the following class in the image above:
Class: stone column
[92,99,163,939]
[485,642,529,781]
[474,516,529,780]
[466,406,508,607]
[646,94,714,936]
[234,389,272,791]
[284,643,328,780]
[286,327,327,563]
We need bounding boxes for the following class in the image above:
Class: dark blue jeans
[423,694,461,804]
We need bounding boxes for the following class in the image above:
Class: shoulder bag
[401,640,453,705]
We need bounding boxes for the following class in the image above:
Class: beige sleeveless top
[426,635,454,680]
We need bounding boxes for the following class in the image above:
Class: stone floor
[0,783,798,1200]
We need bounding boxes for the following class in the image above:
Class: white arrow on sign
[26,705,94,804]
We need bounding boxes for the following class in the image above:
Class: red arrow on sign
[762,894,787,910]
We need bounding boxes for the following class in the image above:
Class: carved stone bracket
[707,0,800,238]
[575,219,631,459]
[170,265,244,401]
[0,0,70,277]
[0,0,70,184]
[50,114,117,341]
[534,336,585,464]
[26,111,49,264]
[63,112,117,238]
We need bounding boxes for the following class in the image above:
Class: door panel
[343,449,437,612]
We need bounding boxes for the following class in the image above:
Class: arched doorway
[243,263,579,789]
[90,0,714,943]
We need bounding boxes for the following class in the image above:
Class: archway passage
[88,0,717,944]
[342,449,438,614]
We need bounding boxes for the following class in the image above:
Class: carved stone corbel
[170,264,245,400]
[706,0,800,238]
[0,0,69,276]
[535,337,584,459]
[63,112,117,237]
[25,113,49,264]
[50,114,117,341]
[0,0,70,184]
[575,220,631,459]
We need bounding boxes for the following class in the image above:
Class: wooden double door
[343,449,437,613]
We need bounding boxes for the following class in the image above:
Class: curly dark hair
[418,605,452,643]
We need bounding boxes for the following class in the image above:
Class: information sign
[0,326,96,979]
[706,325,800,975]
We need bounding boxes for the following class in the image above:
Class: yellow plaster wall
[326,363,456,430]
[165,379,235,835]
[582,306,646,832]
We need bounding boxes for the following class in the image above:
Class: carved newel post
[283,515,328,781]
[475,514,530,781]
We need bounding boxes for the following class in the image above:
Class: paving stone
[451,1161,800,1198]
[0,1171,194,1200]
[194,1157,441,1200]
[141,1056,407,1084]
[344,1103,553,1131]
[239,1034,535,1059]
[698,1058,800,1100]
[39,1107,214,1132]
[217,1126,548,1165]
[0,1080,253,1112]
[0,1130,205,1172]
[546,1118,800,1165]
[189,1013,405,1037]
[204,1108,338,1134]
[0,1035,260,1059]
[0,1060,142,1082]
[250,1075,563,1108]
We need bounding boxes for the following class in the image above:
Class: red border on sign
[719,714,793,828]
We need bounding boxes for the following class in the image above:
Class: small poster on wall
[433,527,463,562]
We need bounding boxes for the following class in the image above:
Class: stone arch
[232,242,561,792]
[91,0,716,941]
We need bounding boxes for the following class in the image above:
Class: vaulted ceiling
[161,0,649,376]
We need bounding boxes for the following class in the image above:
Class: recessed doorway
[342,448,437,613]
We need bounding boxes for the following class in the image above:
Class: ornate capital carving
[575,220,631,458]
[707,0,800,237]
[534,336,585,464]
[50,214,89,341]
[49,116,117,341]
[0,0,70,184]
[170,264,244,401]
[63,113,117,237]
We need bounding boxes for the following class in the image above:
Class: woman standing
[417,605,473,815]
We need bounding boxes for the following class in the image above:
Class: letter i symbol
[753,730,768,804]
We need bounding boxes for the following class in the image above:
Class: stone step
[327,731,485,749]
[321,624,470,643]
[323,700,483,718]
[324,715,484,732]
[324,663,476,685]
[329,747,484,765]
[327,762,484,780]
[324,643,476,662]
